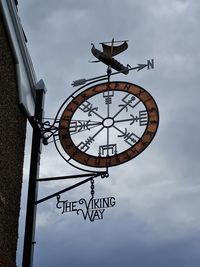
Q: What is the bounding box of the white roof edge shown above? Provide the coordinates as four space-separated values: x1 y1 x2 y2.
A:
0 0 47 116
0 0 37 87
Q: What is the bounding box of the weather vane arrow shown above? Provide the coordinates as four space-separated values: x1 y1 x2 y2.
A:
137 59 154 71
72 59 154 87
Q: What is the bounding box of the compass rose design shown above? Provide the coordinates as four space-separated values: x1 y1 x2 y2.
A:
57 81 159 170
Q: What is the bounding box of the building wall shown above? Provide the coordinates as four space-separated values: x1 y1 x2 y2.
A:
0 12 27 267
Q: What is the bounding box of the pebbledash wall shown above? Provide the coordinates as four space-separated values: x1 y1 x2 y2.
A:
0 1 42 266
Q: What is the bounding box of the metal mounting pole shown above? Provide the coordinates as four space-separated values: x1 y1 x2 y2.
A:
22 80 46 267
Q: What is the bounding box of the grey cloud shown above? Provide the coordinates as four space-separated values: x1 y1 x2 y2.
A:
17 0 200 266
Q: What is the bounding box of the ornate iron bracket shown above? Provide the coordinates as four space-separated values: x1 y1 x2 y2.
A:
28 116 59 145
35 172 109 205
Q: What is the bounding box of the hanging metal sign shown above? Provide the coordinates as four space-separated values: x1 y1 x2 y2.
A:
35 39 159 221
56 195 116 223
56 179 115 222
56 196 116 221
23 39 160 267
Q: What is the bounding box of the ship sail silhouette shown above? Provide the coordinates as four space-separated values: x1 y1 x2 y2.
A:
91 39 130 74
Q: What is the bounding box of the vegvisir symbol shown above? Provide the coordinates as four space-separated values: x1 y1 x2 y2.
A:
118 95 136 112
78 136 95 152
117 128 139 146
58 81 159 168
130 110 148 126
103 91 114 105
99 144 117 156
70 120 101 134
79 100 99 117
113 93 140 119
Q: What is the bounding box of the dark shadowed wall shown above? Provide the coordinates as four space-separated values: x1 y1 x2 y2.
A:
0 12 26 267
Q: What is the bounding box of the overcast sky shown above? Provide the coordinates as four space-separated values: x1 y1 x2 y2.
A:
17 1 200 267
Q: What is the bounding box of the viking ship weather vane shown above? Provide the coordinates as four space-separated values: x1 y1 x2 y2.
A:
72 38 154 87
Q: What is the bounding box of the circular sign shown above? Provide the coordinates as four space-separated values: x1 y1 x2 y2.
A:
58 81 159 169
